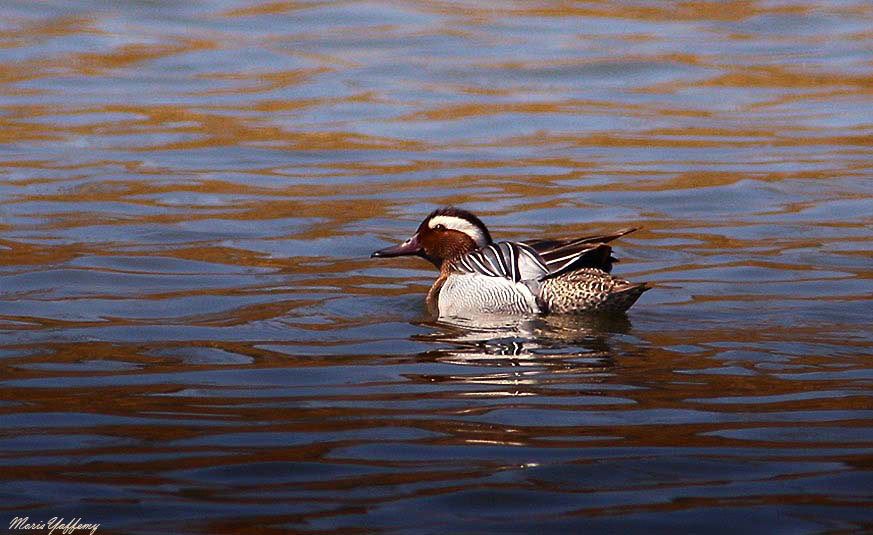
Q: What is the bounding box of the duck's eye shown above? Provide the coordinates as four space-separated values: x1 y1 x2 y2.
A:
434 224 446 231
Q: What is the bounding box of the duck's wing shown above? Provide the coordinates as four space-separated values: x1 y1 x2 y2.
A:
453 242 549 283
523 227 637 253
522 227 637 276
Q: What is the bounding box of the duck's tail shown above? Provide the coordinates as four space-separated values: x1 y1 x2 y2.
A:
603 281 651 313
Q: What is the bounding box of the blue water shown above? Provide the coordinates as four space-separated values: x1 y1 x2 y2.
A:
0 1 871 533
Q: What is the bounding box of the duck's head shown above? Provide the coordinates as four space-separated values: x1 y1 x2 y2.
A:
371 207 492 268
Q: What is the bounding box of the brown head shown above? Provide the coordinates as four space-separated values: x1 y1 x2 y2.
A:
371 207 492 269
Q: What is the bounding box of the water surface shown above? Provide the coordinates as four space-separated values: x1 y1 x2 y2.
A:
1 0 872 533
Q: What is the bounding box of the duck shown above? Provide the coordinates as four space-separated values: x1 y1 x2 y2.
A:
371 207 650 318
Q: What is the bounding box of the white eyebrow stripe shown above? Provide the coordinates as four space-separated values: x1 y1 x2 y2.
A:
428 215 488 248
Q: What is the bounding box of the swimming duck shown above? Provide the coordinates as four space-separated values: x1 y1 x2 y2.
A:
371 207 649 318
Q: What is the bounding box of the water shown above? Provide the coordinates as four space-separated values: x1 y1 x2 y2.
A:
1 0 871 533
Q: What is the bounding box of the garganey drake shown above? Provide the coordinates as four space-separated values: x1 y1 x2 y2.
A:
371 207 650 318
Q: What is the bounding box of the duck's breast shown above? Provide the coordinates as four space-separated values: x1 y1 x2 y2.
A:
438 273 540 318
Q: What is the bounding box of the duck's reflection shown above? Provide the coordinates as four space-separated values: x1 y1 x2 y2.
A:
412 313 632 394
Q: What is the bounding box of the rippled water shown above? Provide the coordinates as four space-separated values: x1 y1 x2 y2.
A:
1 1 872 533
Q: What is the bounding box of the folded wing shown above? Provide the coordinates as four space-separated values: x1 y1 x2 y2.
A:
453 227 637 282
523 227 637 277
